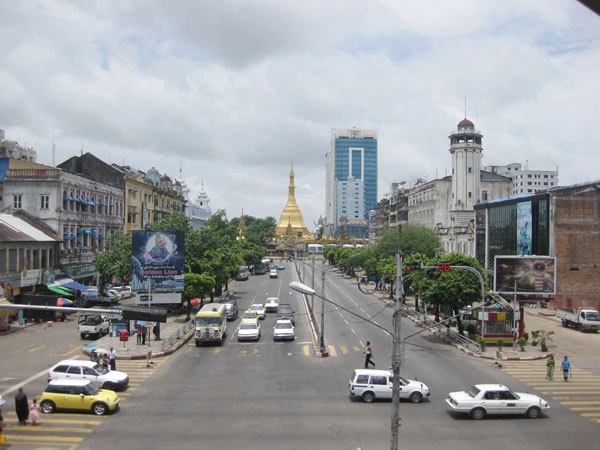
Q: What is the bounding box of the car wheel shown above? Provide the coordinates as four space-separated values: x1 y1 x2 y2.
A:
40 400 55 414
80 333 86 339
409 392 423 403
470 407 486 420
526 406 541 419
92 402 108 415
362 391 375 403
195 341 200 347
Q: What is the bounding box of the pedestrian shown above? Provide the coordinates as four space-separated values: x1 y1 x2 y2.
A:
29 399 41 425
109 347 117 371
102 354 109 371
364 341 376 368
561 355 571 382
142 326 147 345
98 353 105 369
14 387 29 425
136 323 142 344
546 354 555 381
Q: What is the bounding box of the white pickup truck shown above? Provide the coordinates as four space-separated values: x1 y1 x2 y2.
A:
557 307 600 332
77 314 110 339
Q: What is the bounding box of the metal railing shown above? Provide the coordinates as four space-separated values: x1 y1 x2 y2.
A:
402 307 482 354
160 318 195 352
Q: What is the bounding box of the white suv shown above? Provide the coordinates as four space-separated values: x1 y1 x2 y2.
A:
48 359 129 391
348 369 429 403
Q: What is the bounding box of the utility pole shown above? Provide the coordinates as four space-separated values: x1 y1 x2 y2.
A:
390 250 403 450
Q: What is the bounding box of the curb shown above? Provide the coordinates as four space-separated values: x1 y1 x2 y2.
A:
402 305 551 361
82 328 195 360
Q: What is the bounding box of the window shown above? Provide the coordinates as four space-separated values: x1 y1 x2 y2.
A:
13 194 22 208
40 194 49 209
482 190 488 201
66 366 81 375
370 376 388 385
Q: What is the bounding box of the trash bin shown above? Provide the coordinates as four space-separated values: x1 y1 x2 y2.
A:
119 329 129 342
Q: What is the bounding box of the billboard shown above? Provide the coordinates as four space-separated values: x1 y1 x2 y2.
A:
131 230 185 303
494 256 556 295
516 201 532 255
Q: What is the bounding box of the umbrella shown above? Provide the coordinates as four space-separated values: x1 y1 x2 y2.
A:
136 321 147 327
57 297 74 306
190 299 200 307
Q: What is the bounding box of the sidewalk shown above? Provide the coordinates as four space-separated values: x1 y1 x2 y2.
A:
82 313 195 361
369 288 552 361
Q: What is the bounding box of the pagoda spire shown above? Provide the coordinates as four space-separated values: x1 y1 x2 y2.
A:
276 162 312 239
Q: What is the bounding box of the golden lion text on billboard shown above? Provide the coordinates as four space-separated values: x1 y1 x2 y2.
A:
131 230 185 293
494 256 556 295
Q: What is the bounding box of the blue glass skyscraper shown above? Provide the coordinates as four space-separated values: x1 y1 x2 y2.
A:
325 128 378 237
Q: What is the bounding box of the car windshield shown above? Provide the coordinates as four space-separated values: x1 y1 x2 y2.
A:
585 312 600 321
276 322 292 329
243 312 257 319
240 323 257 330
465 386 481 398
196 317 221 326
251 305 262 310
82 382 100 395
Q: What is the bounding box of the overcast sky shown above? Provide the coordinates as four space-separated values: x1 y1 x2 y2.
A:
1 1 599 231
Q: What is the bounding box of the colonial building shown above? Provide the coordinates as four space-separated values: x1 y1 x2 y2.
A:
408 119 512 256
1 158 124 285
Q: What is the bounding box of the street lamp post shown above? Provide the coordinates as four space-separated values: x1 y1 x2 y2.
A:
390 251 403 450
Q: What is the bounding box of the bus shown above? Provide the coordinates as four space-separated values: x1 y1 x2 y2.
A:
253 262 268 275
195 303 227 346
307 244 324 254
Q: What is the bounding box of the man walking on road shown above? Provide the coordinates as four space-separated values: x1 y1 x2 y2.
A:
364 341 375 368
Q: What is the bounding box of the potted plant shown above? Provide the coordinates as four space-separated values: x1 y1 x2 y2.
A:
476 336 486 352
539 330 554 352
531 330 540 346
517 337 528 351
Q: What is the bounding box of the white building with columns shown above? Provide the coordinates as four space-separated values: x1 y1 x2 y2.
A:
408 118 512 256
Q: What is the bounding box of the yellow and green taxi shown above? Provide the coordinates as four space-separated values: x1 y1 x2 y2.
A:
40 379 120 416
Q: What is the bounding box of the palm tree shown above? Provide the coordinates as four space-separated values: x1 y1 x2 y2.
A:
539 330 554 352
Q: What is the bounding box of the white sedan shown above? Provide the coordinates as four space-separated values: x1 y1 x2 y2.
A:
264 297 279 313
273 319 295 341
445 384 550 420
250 303 266 320
237 321 261 341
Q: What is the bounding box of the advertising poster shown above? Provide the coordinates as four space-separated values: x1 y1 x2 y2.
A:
494 255 556 295
516 201 532 255
131 230 185 299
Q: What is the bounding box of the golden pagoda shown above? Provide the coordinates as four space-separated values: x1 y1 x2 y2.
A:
275 163 313 239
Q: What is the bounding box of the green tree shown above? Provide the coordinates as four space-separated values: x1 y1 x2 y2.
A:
415 253 487 322
94 231 132 290
231 216 277 246
399 224 442 258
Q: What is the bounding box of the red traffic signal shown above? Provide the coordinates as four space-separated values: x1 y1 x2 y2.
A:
405 264 421 272
438 263 451 272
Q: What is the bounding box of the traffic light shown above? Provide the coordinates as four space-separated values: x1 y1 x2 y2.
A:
438 263 451 272
405 263 421 273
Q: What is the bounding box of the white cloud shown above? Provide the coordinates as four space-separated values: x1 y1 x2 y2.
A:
1 0 599 229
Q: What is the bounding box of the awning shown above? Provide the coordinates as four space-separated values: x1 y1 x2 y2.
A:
48 286 75 296
0 299 17 318
62 281 91 291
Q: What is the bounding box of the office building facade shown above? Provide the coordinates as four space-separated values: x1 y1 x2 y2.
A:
325 128 377 237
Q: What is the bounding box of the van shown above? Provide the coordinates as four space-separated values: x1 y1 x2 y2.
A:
348 369 430 403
